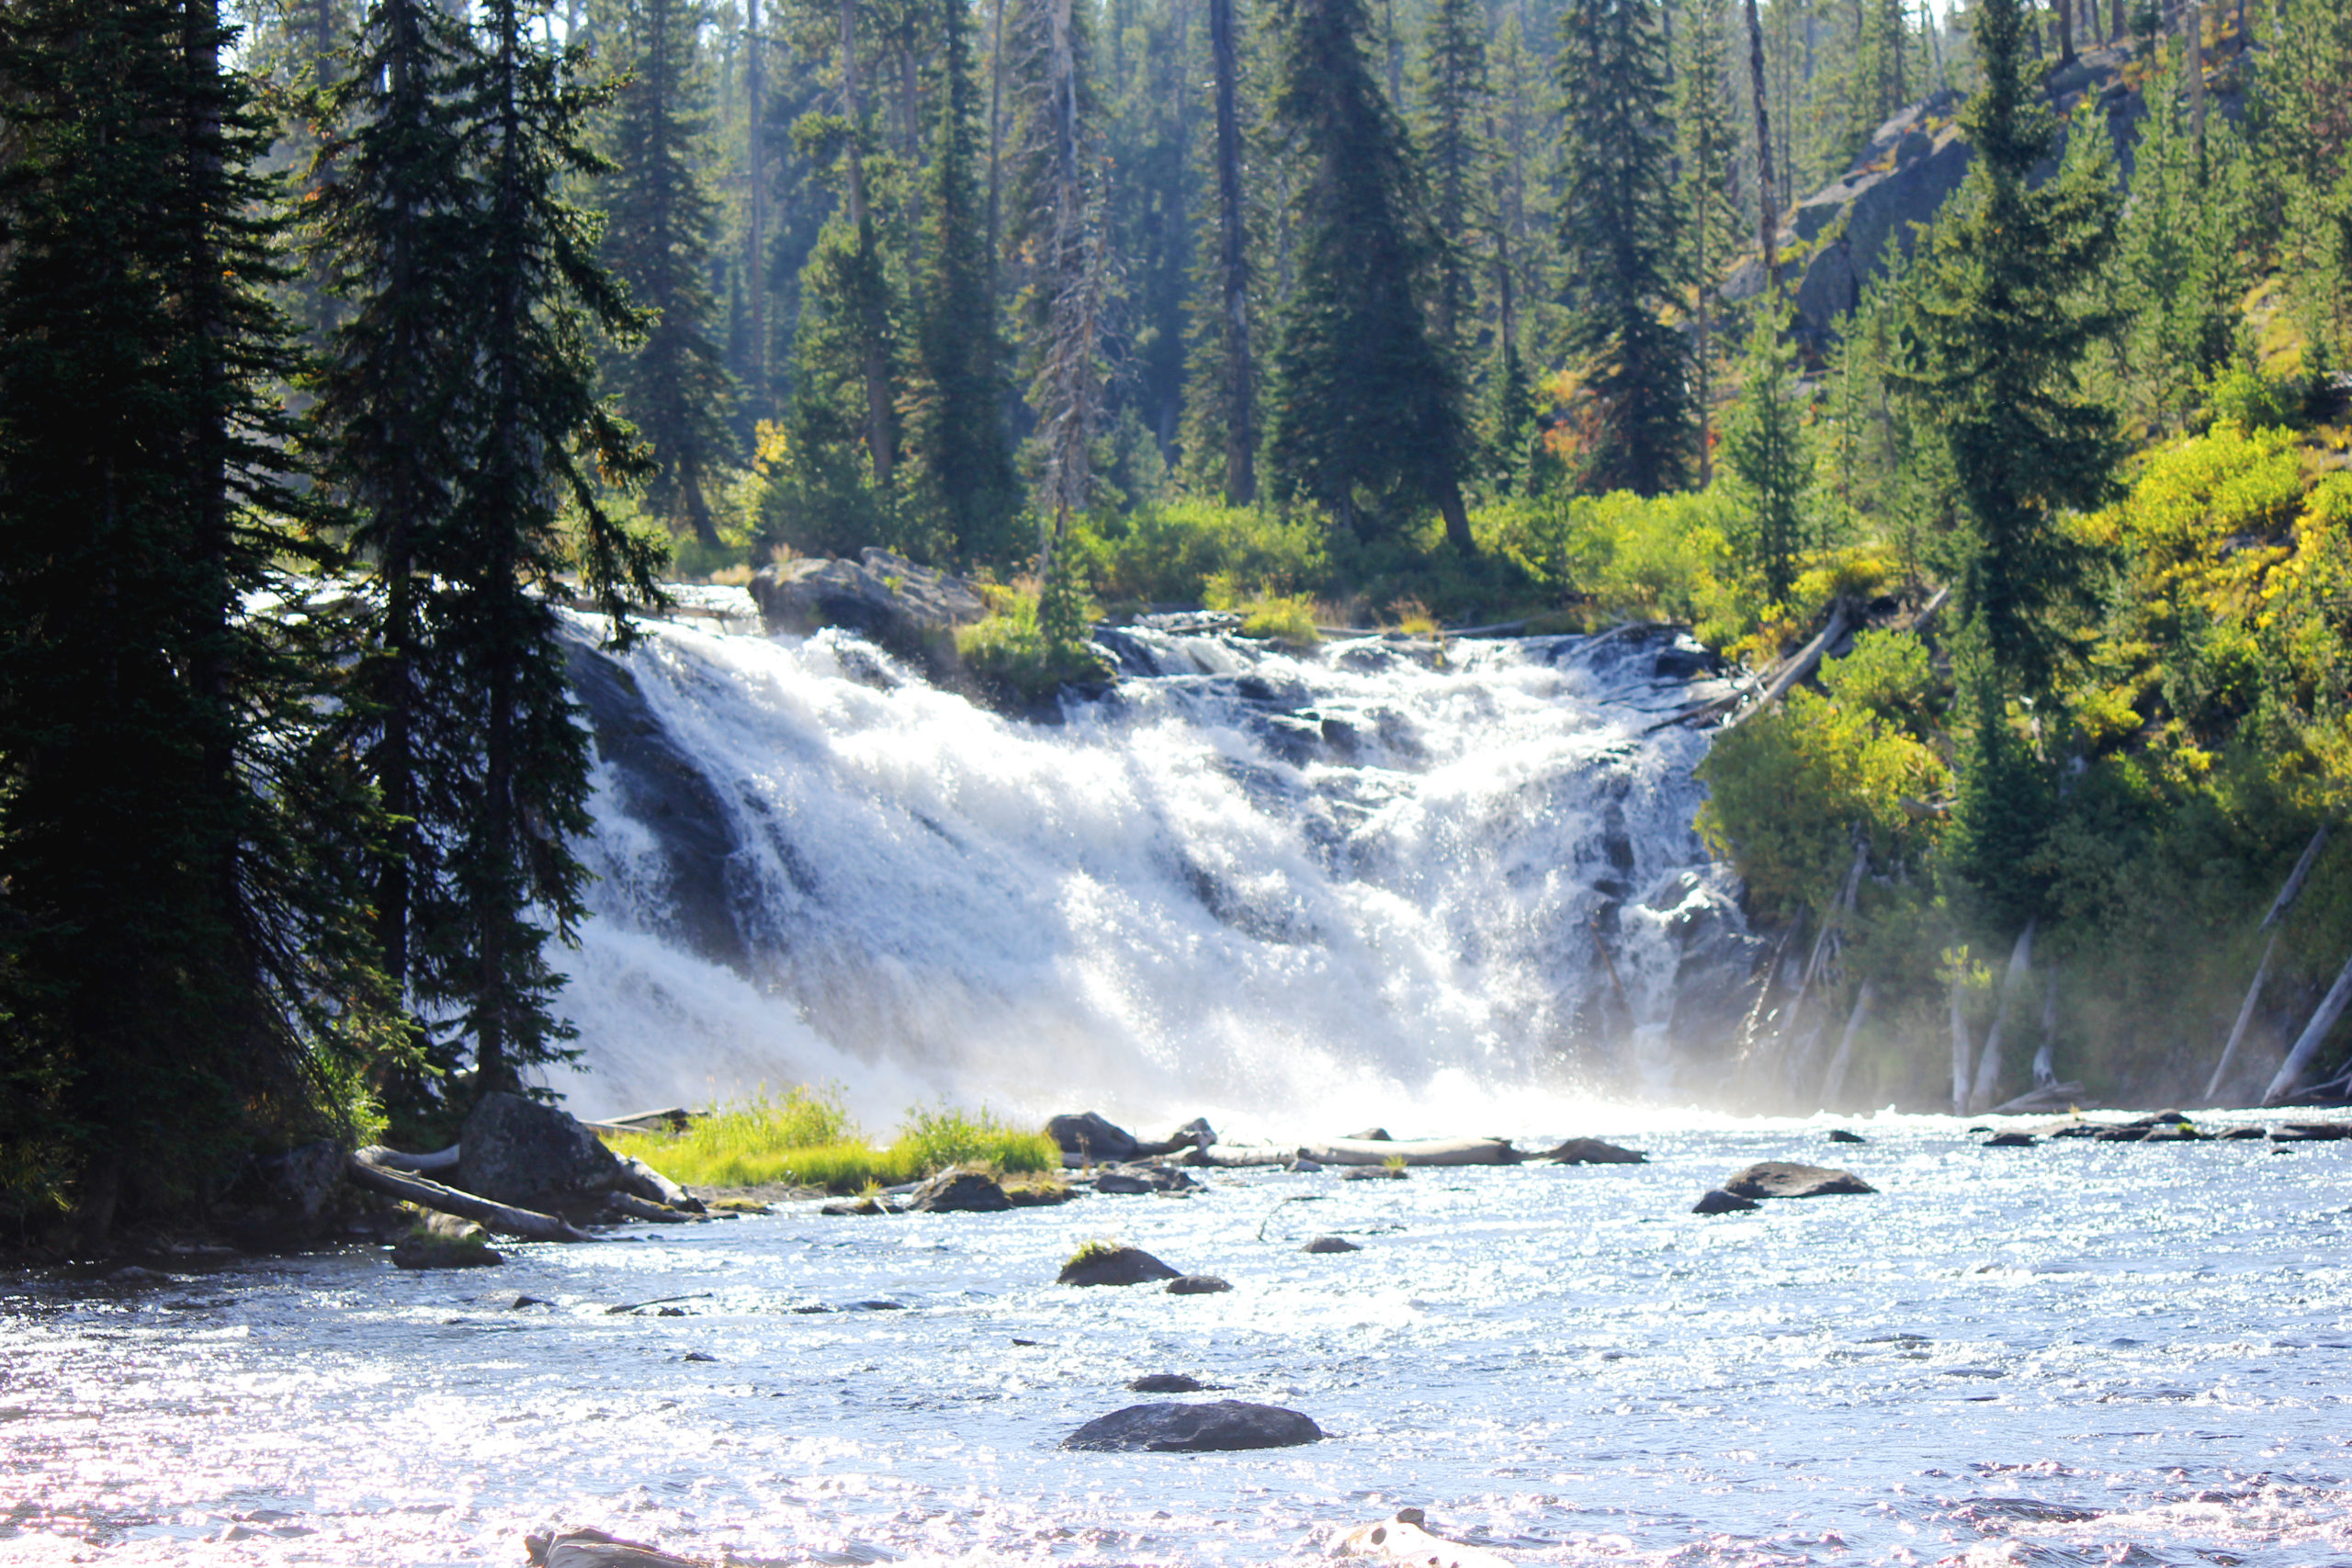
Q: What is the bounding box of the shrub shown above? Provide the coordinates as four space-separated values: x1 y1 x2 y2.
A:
604 1089 1057 1193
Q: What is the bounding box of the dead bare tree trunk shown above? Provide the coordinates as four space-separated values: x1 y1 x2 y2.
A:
1950 949 1975 1116
2264 949 2352 1105
1821 977 1877 1106
1969 919 2037 1113
1742 0 1777 290
345 1152 594 1242
2208 823 2329 1100
2030 966 2060 1088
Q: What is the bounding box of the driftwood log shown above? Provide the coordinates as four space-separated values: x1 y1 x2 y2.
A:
1297 1136 1517 1167
359 1143 461 1176
345 1150 594 1243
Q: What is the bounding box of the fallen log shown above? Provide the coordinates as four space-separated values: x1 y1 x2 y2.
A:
357 1143 461 1176
1716 599 1855 733
617 1154 701 1212
1968 919 2037 1114
1185 1144 1296 1167
1818 976 1876 1107
345 1151 594 1243
2263 945 2352 1105
1297 1136 1517 1167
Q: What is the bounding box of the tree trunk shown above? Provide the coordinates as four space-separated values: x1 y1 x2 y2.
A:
1950 952 1974 1116
2054 0 2077 65
2185 0 2206 170
345 1151 595 1242
746 0 766 411
1743 0 1776 291
1820 977 1876 1106
840 0 894 487
1968 918 2036 1113
2263 948 2352 1105
1209 0 1255 503
2207 823 2328 1100
2030 965 2060 1088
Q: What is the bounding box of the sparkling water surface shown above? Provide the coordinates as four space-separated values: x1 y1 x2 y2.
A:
6 1113 2351 1566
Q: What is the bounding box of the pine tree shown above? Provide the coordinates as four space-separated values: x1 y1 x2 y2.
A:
1266 0 1473 548
0 0 394 1233
1412 0 1489 362
1177 0 1271 504
444 0 667 1096
309 0 485 1100
1675 0 1741 485
909 0 1022 564
1555 0 1687 497
1721 294 1814 606
599 0 738 548
1895 0 2122 927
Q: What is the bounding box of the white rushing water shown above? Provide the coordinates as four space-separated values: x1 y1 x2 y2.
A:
542 613 1747 1136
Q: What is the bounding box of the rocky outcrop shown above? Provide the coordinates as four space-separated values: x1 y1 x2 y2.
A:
1541 1137 1647 1165
904 1170 1012 1213
1048 1111 1216 1166
749 548 989 681
1721 1161 1877 1200
459 1092 635 1217
1060 1400 1324 1452
216 1139 347 1250
1058 1244 1182 1286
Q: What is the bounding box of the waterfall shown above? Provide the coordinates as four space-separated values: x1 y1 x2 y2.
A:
543 607 1752 1138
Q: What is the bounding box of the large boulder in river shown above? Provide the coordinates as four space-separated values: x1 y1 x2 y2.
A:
1060 1400 1323 1452
749 548 989 677
1721 1161 1877 1200
1542 1137 1647 1165
1050 1111 1139 1164
904 1169 1012 1213
458 1092 629 1216
1058 1244 1181 1286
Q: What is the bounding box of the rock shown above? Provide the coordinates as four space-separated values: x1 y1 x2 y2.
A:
1003 1178 1079 1206
748 547 989 680
1983 1132 2037 1147
820 1194 903 1216
1166 1275 1232 1294
391 1213 503 1269
1128 1372 1208 1392
1049 1111 1141 1166
2091 1126 2148 1142
458 1091 631 1217
527 1528 702 1568
1089 1162 1200 1195
1058 1244 1182 1286
1720 1161 1877 1200
1341 1166 1407 1180
2273 1122 2352 1142
216 1139 348 1249
1826 1129 1868 1145
1288 1158 1325 1172
1301 1235 1362 1254
709 1197 772 1213
1540 1137 1647 1165
1337 1509 1514 1568
2222 1125 2267 1139
904 1170 1012 1213
1298 1136 1515 1167
1059 1400 1323 1452
682 1351 718 1362
1344 1127 1394 1142
1691 1189 1759 1214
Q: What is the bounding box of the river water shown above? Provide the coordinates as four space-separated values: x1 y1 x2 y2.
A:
6 1111 2351 1566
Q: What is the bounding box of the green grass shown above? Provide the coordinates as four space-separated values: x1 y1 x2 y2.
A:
604 1086 1060 1193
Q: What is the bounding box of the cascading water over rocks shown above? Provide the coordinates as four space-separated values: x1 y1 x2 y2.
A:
544 605 1756 1134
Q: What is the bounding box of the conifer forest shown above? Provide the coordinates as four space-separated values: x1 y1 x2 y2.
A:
4 0 2352 1241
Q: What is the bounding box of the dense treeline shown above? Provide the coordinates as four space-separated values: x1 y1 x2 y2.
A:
2 0 2350 1242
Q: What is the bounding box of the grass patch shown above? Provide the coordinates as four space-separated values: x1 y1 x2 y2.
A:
1063 1237 1124 1269
604 1086 1060 1193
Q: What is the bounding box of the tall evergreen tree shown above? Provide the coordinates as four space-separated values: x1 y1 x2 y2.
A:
1720 294 1812 605
599 0 738 547
1895 0 2122 927
1267 0 1473 548
1555 0 1688 496
445 0 666 1095
909 0 1023 564
0 0 394 1234
1674 0 1740 485
1412 0 1489 361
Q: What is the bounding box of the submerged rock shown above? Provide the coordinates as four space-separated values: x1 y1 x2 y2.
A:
1058 1244 1181 1286
820 1194 903 1216
1128 1372 1209 1392
1060 1399 1323 1452
1541 1137 1647 1165
1341 1166 1407 1181
1983 1132 2038 1148
1720 1161 1877 1200
1344 1126 1394 1142
2273 1122 2352 1142
527 1528 701 1568
1826 1129 1868 1145
1302 1235 1362 1254
1691 1189 1759 1214
904 1170 1012 1213
1166 1275 1232 1294
391 1213 503 1269
1089 1163 1199 1195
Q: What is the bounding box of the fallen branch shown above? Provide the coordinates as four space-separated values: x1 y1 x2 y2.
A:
345 1151 594 1243
1717 599 1854 732
357 1143 461 1176
1297 1136 1516 1167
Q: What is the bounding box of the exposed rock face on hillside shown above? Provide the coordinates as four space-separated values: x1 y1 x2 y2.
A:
1726 36 2242 350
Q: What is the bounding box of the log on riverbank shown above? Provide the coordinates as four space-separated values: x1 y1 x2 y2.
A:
345 1150 594 1243
1296 1136 1518 1167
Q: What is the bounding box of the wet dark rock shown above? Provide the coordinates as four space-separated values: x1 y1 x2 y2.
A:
513 1295 552 1310
1721 1161 1877 1200
1050 1111 1140 1165
1301 1235 1362 1254
904 1170 1012 1213
1060 1399 1324 1452
2092 1126 2149 1142
216 1139 347 1250
2222 1126 2267 1139
1127 1372 1208 1393
1692 1189 1759 1214
1344 1127 1393 1142
682 1351 718 1362
1089 1163 1199 1195
2272 1122 2352 1142
1983 1132 2038 1148
1341 1166 1407 1181
458 1091 631 1217
1058 1245 1182 1286
748 547 989 680
848 1299 906 1311
1541 1137 1647 1165
1826 1129 1868 1145
527 1527 702 1568
1166 1275 1232 1294
1003 1179 1079 1207
820 1194 904 1216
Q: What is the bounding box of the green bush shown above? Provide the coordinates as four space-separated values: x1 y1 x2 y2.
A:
955 584 1113 704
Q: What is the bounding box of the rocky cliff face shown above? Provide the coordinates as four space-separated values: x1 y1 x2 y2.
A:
1725 35 2239 351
